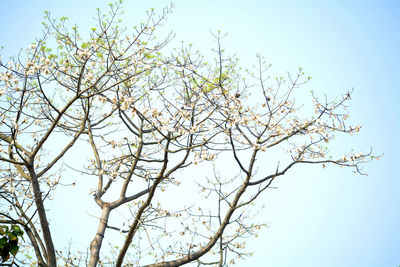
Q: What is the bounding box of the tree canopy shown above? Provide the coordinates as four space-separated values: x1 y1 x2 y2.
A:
0 2 377 266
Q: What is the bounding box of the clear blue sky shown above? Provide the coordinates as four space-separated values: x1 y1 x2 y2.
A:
1 1 399 266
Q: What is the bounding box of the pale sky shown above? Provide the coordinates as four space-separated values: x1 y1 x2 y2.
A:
1 1 399 266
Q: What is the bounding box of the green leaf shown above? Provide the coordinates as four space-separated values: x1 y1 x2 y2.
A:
7 233 16 241
9 244 19 256
0 237 7 249
11 225 23 237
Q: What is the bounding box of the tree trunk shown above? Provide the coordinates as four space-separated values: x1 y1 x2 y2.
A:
89 204 111 267
28 167 57 267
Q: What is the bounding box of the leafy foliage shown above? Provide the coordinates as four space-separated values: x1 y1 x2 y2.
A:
0 225 23 263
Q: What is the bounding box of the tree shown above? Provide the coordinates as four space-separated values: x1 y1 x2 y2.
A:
0 2 377 266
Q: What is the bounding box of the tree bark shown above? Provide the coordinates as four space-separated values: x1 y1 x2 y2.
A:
28 167 57 267
89 204 111 267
